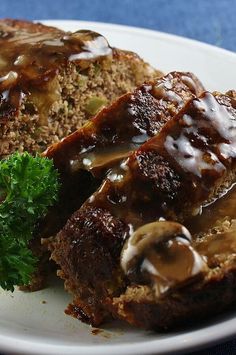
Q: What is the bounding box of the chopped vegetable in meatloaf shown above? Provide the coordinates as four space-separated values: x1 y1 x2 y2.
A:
0 19 161 158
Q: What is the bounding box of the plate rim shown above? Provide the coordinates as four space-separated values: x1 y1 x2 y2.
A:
41 19 236 59
0 315 236 355
1 19 236 355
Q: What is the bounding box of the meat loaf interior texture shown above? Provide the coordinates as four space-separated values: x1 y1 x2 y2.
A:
44 71 204 236
50 90 236 329
39 71 204 294
0 19 160 158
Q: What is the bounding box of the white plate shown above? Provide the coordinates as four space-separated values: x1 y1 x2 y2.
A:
1 20 236 355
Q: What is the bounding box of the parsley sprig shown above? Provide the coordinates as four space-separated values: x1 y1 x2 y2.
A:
0 152 59 291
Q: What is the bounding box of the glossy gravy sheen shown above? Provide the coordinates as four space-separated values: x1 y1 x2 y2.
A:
0 27 112 120
142 238 206 296
46 71 204 178
121 221 207 296
70 144 137 176
164 92 236 178
91 93 236 225
70 72 202 172
187 184 236 261
122 184 236 295
117 92 236 294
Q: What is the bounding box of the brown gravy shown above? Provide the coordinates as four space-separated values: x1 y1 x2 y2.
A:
196 227 236 261
0 27 112 121
186 185 236 261
70 144 136 176
187 184 236 236
144 238 205 296
164 92 236 180
117 92 236 293
89 93 236 227
121 221 207 296
0 29 112 85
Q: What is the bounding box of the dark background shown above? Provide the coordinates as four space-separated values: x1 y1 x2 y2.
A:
0 0 235 354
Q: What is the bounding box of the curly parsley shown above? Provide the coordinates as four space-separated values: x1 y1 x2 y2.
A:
0 152 59 291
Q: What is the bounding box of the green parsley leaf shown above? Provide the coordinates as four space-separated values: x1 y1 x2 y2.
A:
0 152 59 291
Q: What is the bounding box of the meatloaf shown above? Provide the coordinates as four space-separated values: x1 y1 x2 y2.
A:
0 19 160 158
44 71 204 229
28 71 203 292
45 71 207 324
50 90 236 329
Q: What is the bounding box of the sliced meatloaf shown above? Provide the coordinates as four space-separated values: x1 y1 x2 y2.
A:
50 90 236 329
34 71 203 292
44 71 204 236
0 18 160 157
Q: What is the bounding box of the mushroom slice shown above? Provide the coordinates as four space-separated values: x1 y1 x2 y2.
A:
121 221 208 297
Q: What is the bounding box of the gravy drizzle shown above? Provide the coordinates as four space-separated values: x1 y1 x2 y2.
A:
187 184 236 261
121 221 208 297
84 91 236 294
0 27 112 120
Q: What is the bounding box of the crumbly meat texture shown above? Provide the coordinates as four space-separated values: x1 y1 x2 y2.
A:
110 218 236 330
0 18 160 291
44 71 204 296
50 90 236 328
44 71 204 235
0 19 160 158
45 71 204 170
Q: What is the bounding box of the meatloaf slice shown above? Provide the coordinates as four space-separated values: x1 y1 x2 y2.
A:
0 18 160 158
26 71 204 292
44 71 204 235
50 91 236 328
45 71 204 174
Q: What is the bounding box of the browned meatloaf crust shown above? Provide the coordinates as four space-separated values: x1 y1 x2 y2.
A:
0 18 160 158
46 72 207 326
44 71 204 230
0 18 160 291
50 90 236 329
